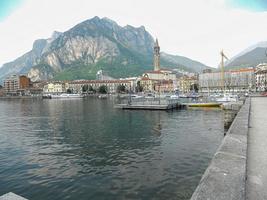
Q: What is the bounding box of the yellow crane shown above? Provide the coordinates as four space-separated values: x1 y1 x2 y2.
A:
220 50 229 93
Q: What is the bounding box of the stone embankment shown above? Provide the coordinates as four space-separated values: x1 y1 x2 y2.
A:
191 98 250 200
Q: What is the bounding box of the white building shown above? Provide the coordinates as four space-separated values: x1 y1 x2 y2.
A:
68 80 132 93
199 68 255 93
255 63 267 92
43 82 68 94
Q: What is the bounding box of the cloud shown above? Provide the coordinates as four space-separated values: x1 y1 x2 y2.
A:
0 0 267 68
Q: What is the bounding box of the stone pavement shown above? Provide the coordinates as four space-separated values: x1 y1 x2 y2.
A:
246 97 267 200
0 193 27 200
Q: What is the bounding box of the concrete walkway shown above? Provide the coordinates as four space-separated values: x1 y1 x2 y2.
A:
246 97 267 200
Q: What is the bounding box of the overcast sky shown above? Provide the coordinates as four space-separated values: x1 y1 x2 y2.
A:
0 0 267 68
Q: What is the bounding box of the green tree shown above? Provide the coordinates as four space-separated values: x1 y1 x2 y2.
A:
88 85 96 93
98 85 108 94
135 81 143 92
82 85 89 93
117 84 126 93
66 88 72 94
190 83 199 93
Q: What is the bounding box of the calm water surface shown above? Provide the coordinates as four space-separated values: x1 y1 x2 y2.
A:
0 98 224 200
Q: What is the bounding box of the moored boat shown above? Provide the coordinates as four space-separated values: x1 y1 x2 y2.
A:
98 94 108 99
185 102 222 108
50 93 84 99
216 94 238 102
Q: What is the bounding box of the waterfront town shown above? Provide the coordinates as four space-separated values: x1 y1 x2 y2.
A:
1 0 267 199
1 40 267 97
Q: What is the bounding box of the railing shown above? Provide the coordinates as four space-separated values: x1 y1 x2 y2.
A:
120 97 180 106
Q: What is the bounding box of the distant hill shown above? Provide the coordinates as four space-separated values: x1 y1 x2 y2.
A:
161 52 210 72
225 41 267 69
0 16 209 82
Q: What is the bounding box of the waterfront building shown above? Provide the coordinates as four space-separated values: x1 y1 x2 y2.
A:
154 80 174 93
43 82 68 94
177 75 199 93
255 63 267 92
140 77 156 92
140 70 177 93
4 75 19 95
3 74 31 95
68 80 132 94
199 68 255 93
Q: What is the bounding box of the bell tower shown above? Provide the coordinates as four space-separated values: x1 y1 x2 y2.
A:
154 38 160 71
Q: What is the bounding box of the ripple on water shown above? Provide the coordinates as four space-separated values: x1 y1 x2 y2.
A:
0 99 224 200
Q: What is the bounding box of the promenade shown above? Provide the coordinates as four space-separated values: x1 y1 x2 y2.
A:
246 97 267 200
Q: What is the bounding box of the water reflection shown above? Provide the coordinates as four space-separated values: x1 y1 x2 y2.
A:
0 98 224 200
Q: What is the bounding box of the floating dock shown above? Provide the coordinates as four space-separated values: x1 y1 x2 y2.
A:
115 103 181 110
115 99 184 110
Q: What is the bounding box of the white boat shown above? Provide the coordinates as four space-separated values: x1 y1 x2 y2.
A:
51 93 84 99
179 94 188 98
130 95 144 99
145 93 155 99
170 95 179 99
216 94 238 102
98 94 108 99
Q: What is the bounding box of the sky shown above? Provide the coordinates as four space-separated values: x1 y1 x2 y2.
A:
0 0 267 68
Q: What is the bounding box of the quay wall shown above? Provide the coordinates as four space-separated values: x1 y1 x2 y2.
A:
191 98 250 200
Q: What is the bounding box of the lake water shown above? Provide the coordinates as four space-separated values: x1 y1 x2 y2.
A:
0 98 224 200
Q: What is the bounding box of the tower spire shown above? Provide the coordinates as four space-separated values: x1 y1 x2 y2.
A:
154 38 160 71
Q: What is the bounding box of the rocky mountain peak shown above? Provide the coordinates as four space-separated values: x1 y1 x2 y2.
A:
0 16 208 82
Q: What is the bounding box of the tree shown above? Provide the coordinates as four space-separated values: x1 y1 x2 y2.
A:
98 85 108 94
190 83 199 93
66 88 72 94
82 85 89 93
88 85 96 93
117 84 126 93
135 81 143 92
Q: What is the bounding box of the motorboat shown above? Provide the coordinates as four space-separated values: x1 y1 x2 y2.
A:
145 93 155 99
216 94 238 102
185 102 222 108
50 93 84 99
130 94 144 99
170 95 179 99
98 94 108 99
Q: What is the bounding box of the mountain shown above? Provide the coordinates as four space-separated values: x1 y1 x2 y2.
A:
161 52 210 72
0 16 208 82
225 41 267 69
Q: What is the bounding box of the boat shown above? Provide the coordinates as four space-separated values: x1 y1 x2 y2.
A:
130 94 144 99
50 93 84 99
216 94 238 102
170 95 179 99
179 94 188 98
98 94 108 99
185 102 222 108
145 93 155 99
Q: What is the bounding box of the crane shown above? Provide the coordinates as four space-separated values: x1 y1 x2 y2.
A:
220 50 229 93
